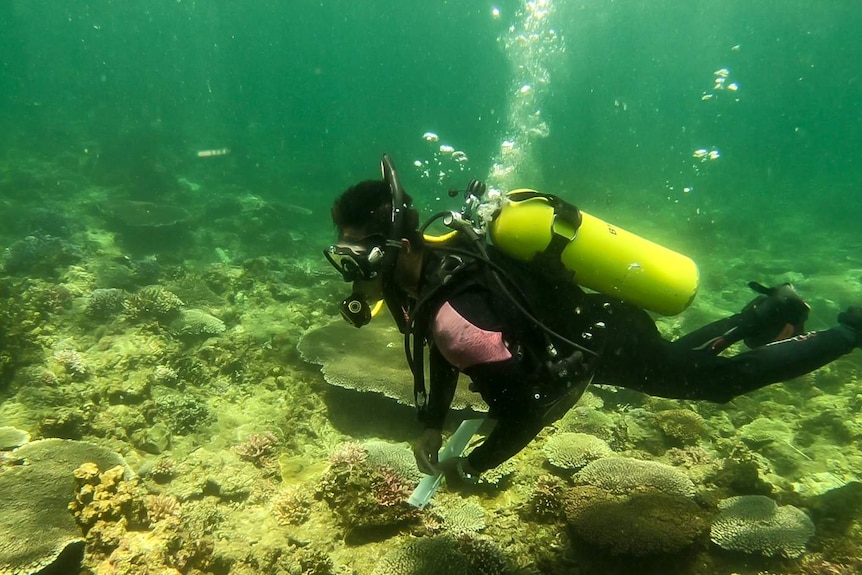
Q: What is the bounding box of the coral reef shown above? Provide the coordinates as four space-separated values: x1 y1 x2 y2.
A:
147 456 177 482
542 432 614 472
298 317 487 411
71 461 216 574
654 408 707 446
317 442 418 541
364 440 423 483
233 431 280 466
155 394 212 435
575 457 697 497
123 285 184 320
430 499 487 534
272 484 313 526
169 308 227 338
51 347 88 379
0 439 128 575
144 493 182 526
371 534 512 575
2 137 861 575
710 494 815 558
70 463 147 547
554 404 619 441
522 474 568 523
84 287 128 319
567 493 709 556
329 440 368 469
1 233 80 278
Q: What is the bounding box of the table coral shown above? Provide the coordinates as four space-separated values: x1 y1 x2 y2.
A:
0 439 129 575
710 494 815 558
575 456 696 497
543 432 614 472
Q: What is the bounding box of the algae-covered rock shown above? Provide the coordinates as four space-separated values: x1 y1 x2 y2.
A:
0 426 30 450
0 439 129 575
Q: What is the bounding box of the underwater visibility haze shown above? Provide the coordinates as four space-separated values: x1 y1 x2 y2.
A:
1 1 862 574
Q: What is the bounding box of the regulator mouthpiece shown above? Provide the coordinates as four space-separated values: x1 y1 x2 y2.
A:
340 293 372 328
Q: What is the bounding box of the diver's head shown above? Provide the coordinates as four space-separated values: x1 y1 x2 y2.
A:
327 179 422 282
325 157 422 329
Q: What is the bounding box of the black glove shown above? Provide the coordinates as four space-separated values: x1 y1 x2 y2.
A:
412 428 443 475
837 306 862 347
740 282 810 348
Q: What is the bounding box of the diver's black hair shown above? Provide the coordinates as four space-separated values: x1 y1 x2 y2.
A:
331 179 421 243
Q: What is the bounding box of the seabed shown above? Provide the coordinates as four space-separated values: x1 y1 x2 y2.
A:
1 149 862 575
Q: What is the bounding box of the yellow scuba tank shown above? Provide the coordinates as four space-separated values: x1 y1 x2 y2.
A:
489 189 698 316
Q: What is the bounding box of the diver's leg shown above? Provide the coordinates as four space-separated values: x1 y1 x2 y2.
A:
593 301 856 403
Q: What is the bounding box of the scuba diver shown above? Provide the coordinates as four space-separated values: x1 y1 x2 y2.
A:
324 155 862 487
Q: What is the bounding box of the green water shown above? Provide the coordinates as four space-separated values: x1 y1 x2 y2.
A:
2 1 862 574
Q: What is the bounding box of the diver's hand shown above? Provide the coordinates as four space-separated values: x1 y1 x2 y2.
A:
437 456 479 490
838 306 862 347
741 282 811 347
413 428 443 475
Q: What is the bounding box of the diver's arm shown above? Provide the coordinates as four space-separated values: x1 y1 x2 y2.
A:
412 345 459 475
463 358 545 473
421 344 459 429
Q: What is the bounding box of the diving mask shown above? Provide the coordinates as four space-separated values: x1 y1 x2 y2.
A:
323 234 400 283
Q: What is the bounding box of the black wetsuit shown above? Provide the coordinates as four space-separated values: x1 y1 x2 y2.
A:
416 251 856 474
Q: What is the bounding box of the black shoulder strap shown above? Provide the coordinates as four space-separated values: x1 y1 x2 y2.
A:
407 252 483 418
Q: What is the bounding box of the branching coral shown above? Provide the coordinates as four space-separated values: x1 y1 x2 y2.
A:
522 474 567 523
329 441 368 469
123 285 184 320
317 443 418 539
273 485 313 526
52 348 87 378
155 394 211 435
233 431 279 466
84 288 127 319
144 493 181 526
372 467 414 508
